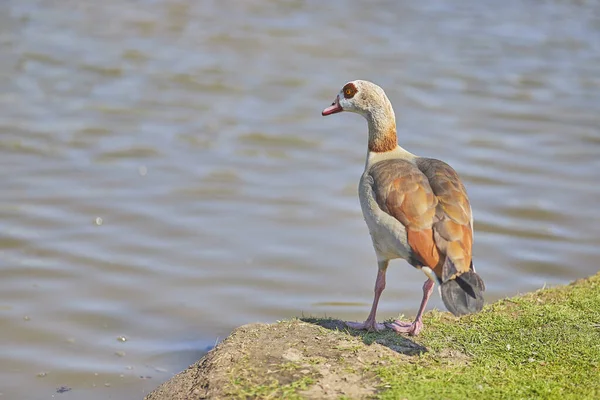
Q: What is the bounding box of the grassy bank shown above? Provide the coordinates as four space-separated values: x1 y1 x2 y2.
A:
146 273 600 399
373 273 600 399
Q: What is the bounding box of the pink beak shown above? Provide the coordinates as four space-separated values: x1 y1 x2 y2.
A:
322 96 343 116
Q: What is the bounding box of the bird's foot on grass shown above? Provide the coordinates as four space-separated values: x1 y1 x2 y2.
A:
345 319 386 332
385 319 423 336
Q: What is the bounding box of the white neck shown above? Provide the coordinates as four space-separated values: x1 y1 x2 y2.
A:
365 145 416 170
364 96 399 153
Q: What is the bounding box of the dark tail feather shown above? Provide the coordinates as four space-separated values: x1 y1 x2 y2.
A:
440 270 485 316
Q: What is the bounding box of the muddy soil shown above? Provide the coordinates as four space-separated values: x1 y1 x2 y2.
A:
144 318 434 399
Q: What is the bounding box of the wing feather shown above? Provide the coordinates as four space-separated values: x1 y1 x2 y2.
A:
368 157 473 281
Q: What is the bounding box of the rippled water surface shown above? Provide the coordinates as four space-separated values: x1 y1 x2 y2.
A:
1 0 600 398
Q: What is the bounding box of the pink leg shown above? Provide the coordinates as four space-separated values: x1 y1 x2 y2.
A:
386 279 435 336
346 261 388 332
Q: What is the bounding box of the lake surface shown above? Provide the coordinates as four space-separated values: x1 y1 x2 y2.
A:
1 0 599 398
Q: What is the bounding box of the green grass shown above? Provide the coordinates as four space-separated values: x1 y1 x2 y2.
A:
375 275 600 399
188 274 600 400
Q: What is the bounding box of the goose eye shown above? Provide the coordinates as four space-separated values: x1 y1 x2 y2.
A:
342 83 357 99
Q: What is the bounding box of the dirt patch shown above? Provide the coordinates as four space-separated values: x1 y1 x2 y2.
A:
145 274 600 399
145 319 431 399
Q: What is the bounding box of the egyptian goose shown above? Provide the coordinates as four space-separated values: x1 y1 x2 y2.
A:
322 80 485 336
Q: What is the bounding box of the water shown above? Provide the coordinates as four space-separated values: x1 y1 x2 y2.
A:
1 0 599 398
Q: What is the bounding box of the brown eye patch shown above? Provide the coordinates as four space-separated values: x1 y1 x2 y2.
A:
342 83 358 99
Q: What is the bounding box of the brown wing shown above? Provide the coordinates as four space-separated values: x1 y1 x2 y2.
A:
417 158 473 281
368 159 442 271
368 158 473 281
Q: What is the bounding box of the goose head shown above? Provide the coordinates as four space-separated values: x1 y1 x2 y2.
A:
322 80 398 153
321 80 394 119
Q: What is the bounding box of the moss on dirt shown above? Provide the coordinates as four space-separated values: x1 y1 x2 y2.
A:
146 273 600 399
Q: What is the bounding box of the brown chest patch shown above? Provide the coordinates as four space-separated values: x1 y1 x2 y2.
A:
368 129 398 153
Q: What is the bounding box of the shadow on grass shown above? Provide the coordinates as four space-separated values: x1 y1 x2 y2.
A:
300 317 427 356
